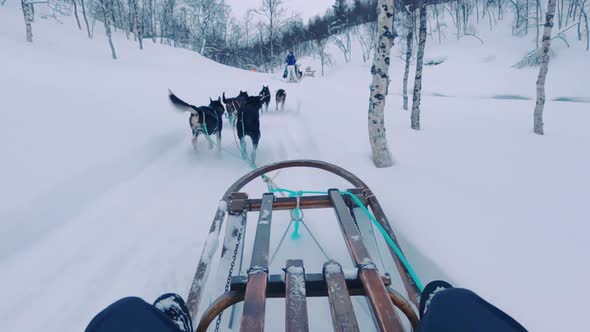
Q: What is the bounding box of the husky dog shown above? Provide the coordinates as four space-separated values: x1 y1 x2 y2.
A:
222 91 245 126
235 92 262 163
259 85 271 112
168 90 224 152
275 89 286 111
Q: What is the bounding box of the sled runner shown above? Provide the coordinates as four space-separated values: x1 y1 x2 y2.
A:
186 160 422 331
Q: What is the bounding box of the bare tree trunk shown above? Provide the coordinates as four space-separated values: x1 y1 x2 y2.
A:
130 0 142 49
21 0 33 42
200 38 207 55
403 7 414 111
456 1 461 39
80 0 92 38
580 0 589 50
533 0 556 135
558 0 563 28
577 0 589 48
411 1 427 130
435 4 442 43
130 0 137 42
536 0 541 48
368 0 395 168
100 0 118 59
72 0 82 30
148 0 156 43
566 0 573 26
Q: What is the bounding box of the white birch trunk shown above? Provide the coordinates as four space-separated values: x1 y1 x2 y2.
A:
411 1 427 130
21 0 33 42
368 0 395 168
402 8 414 111
200 38 206 55
130 0 138 42
100 0 118 59
533 0 557 135
131 0 143 49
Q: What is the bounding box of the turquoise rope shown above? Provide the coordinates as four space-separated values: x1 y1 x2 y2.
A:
201 122 423 290
270 188 424 292
201 123 273 185
287 191 304 239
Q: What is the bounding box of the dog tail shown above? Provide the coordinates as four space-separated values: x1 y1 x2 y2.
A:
168 89 198 114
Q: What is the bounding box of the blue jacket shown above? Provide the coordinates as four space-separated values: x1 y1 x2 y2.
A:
286 54 296 65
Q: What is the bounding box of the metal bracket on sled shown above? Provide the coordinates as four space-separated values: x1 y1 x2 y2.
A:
228 192 249 215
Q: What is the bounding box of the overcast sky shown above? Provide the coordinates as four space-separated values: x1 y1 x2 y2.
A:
224 0 335 23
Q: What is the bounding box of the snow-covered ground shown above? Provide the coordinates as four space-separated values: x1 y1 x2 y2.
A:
1 5 589 332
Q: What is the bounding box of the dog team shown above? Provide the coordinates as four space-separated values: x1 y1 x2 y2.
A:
168 86 287 163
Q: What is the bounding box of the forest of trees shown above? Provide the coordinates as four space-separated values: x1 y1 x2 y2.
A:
13 0 588 69
10 0 587 159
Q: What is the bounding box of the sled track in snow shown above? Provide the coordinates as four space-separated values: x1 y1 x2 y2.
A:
0 130 186 262
0 106 328 332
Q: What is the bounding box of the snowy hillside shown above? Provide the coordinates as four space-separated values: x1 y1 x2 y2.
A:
1 4 590 332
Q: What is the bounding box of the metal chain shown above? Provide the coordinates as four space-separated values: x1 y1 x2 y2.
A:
214 209 247 332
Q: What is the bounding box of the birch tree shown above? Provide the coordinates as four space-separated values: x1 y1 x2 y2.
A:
368 0 395 168
253 0 292 60
533 0 557 135
80 0 92 38
21 0 33 42
188 0 219 54
402 5 414 110
411 0 427 130
244 10 254 47
330 0 352 62
130 0 143 49
146 0 156 43
99 0 118 59
72 0 82 30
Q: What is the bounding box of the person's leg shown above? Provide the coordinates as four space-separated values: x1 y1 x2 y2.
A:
288 65 296 81
85 297 184 332
418 287 527 332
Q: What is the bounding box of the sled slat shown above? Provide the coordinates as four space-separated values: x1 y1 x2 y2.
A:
329 190 404 332
323 260 360 332
240 193 274 332
230 273 391 296
214 194 248 330
285 259 309 332
187 204 227 323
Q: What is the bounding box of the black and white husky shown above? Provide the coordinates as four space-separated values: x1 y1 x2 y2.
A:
168 89 225 152
275 89 286 111
259 85 271 112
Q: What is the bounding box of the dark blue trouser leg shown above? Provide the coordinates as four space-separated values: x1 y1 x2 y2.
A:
418 288 528 332
85 297 183 332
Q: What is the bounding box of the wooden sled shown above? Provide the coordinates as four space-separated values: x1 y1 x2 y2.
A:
186 160 422 331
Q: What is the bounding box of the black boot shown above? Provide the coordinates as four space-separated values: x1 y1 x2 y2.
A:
419 280 453 318
153 293 193 332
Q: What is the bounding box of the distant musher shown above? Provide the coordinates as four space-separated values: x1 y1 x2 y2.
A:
285 51 298 82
